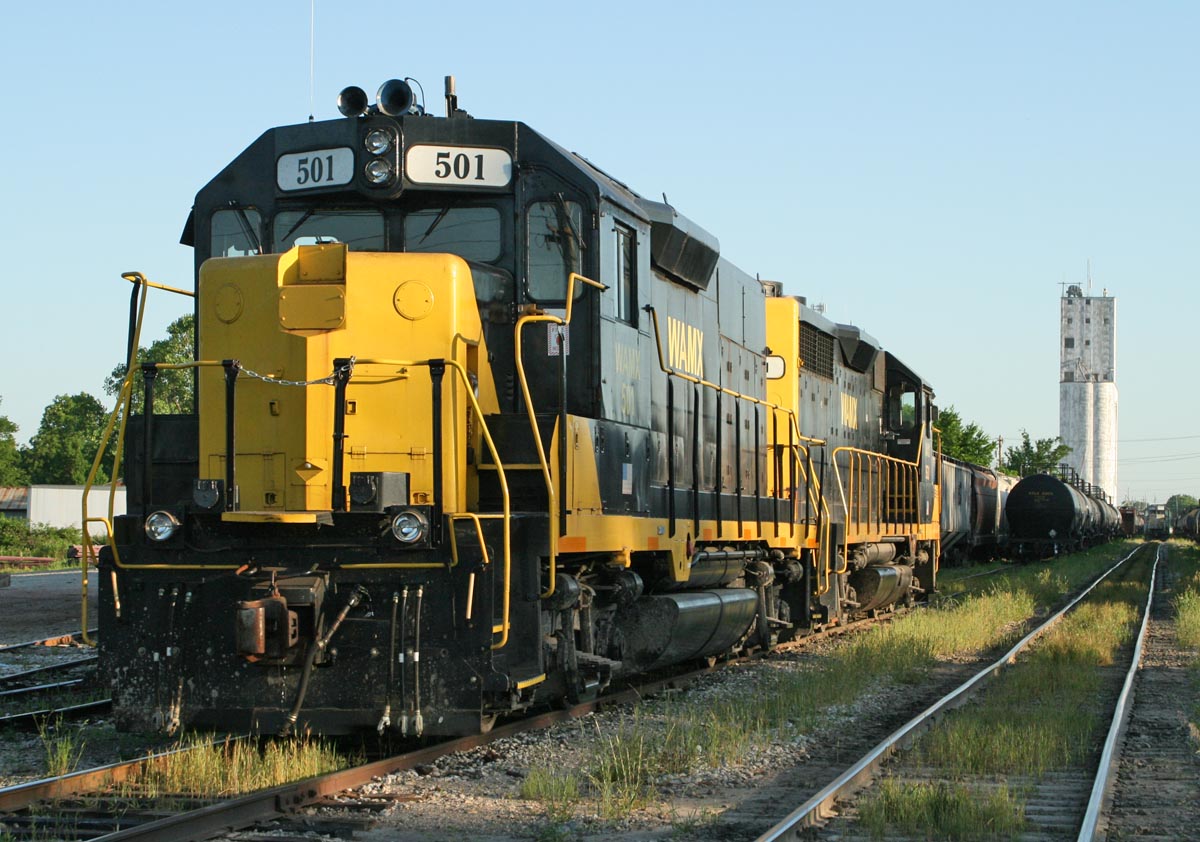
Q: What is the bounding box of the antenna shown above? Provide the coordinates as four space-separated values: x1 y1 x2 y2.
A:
308 0 316 122
1086 258 1092 295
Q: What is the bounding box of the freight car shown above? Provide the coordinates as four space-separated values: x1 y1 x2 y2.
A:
1005 470 1120 558
1119 505 1145 538
938 457 1016 563
1144 504 1173 540
91 78 941 737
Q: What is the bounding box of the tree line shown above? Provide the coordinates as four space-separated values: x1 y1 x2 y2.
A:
0 315 194 486
934 405 1072 476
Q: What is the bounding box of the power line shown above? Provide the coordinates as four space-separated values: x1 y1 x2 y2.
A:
1119 434 1200 443
1120 453 1200 465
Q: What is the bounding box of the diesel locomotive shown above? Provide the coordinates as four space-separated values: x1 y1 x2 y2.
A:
93 78 941 737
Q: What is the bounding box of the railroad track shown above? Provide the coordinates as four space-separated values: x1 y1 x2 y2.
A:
0 601 916 842
0 661 729 841
753 542 1167 841
0 632 106 728
1089 542 1200 840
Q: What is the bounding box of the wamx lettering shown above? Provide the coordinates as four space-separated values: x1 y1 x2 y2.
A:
667 317 704 378
841 393 859 430
614 344 640 379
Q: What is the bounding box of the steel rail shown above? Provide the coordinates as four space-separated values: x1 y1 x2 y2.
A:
0 735 246 812
755 542 1153 841
0 677 84 698
0 656 98 686
0 630 97 653
0 698 112 729
1077 542 1164 840
83 614 915 842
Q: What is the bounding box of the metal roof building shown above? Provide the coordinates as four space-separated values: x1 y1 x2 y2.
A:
0 485 126 531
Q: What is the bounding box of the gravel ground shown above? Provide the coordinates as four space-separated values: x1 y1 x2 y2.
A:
268 634 995 842
0 569 175 788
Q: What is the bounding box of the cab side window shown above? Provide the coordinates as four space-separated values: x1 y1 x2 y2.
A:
887 383 917 432
614 223 637 325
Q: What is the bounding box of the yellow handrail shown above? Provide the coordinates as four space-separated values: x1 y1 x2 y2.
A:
830 442 926 584
513 272 606 600
81 274 199 641
86 360 240 573
345 357 513 649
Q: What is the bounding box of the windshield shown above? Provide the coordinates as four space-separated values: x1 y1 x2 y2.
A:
211 208 263 257
404 206 501 263
274 209 385 251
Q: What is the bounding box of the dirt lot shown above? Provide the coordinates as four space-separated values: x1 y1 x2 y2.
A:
0 570 97 645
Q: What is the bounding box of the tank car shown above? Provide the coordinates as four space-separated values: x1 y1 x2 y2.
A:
92 77 941 737
1005 472 1119 558
1176 507 1200 540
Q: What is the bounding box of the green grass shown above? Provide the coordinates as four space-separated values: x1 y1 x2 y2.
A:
520 764 581 823
525 541 1140 823
857 778 1026 840
1168 541 1200 746
587 718 659 819
117 733 356 798
913 572 1144 777
36 716 86 777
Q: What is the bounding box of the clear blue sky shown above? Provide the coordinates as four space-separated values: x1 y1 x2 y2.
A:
0 1 1195 503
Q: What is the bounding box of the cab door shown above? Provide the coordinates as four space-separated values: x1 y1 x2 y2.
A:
516 169 598 418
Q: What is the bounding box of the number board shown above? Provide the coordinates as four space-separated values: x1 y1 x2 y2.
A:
406 145 513 188
277 147 355 192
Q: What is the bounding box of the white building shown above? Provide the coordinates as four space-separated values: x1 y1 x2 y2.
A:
1059 285 1117 500
0 485 126 531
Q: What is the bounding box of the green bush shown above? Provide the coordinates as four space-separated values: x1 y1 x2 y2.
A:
0 518 80 559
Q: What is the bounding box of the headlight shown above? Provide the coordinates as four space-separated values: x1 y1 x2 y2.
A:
390 510 428 544
364 129 392 155
364 158 394 184
145 511 181 542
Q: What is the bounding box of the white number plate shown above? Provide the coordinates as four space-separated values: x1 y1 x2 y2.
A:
277 147 355 191
406 145 512 187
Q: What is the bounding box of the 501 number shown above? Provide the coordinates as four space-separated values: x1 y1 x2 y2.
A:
296 155 336 185
434 151 486 181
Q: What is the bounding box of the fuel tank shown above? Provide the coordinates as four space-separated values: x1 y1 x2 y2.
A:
848 564 913 612
614 589 758 671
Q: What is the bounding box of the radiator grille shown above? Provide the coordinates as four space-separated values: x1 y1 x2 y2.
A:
800 323 835 379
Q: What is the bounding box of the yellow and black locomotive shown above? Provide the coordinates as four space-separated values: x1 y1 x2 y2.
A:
96 78 941 736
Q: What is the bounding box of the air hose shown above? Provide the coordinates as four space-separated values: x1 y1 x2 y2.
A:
280 585 368 737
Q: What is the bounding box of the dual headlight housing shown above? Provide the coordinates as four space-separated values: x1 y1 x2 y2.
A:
363 127 396 186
